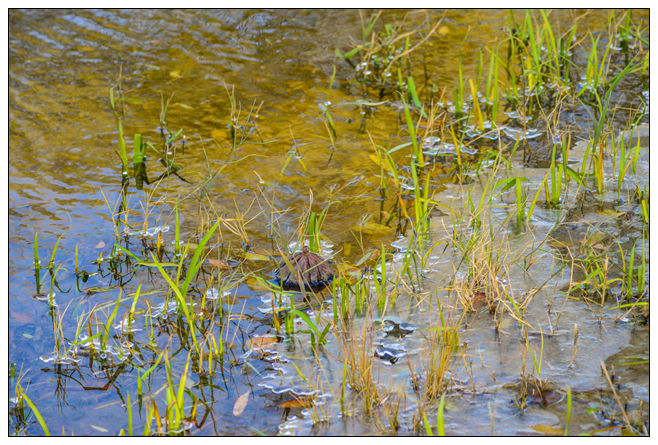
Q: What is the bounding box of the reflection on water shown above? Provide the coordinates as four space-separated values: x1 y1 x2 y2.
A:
9 9 649 436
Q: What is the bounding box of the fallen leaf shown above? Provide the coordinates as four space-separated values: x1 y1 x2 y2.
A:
83 285 119 295
232 391 250 416
586 231 607 247
530 388 562 405
95 240 106 249
343 242 352 256
352 222 393 236
354 250 374 267
206 258 234 270
600 209 624 219
588 425 622 435
250 335 278 351
471 291 487 309
337 262 363 280
355 248 384 267
243 252 270 262
278 396 314 409
368 153 395 174
530 424 562 436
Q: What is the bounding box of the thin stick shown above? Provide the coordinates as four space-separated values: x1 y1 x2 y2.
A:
600 361 634 432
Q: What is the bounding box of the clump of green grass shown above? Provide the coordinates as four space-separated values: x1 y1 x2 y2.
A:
336 11 443 99
222 83 263 152
337 309 383 416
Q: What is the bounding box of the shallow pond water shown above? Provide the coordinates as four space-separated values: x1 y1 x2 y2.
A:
8 9 649 436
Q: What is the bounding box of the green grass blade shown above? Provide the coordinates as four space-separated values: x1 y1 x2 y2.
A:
117 117 128 174
48 235 63 271
176 352 191 418
150 252 198 349
114 243 144 262
126 392 133 436
564 385 572 436
133 133 143 166
329 64 336 89
437 392 446 436
180 219 221 296
102 290 123 350
174 204 181 257
402 99 422 167
423 412 434 436
407 76 425 117
17 383 50 436
33 232 41 293
289 309 320 346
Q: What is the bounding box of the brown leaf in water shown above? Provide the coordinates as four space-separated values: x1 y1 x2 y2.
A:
95 241 106 249
249 335 278 351
530 424 563 436
343 242 352 256
206 258 234 270
337 263 362 283
471 291 487 309
352 221 393 236
531 388 563 405
278 396 313 409
243 252 270 262
218 260 233 270
232 391 250 416
354 250 375 267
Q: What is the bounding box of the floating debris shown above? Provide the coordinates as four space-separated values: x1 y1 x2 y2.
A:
205 287 221 300
382 319 417 338
39 354 80 365
152 301 182 318
374 345 406 364
124 225 170 238
422 136 478 156
32 292 56 303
